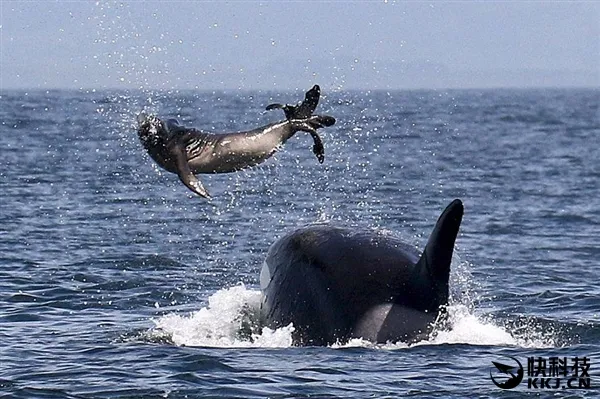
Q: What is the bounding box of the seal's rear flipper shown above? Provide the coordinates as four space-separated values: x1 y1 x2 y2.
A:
266 85 321 120
291 115 336 164
306 115 336 129
268 85 334 164
309 130 325 163
294 85 320 118
266 103 294 119
172 146 211 199
292 121 327 163
413 199 463 311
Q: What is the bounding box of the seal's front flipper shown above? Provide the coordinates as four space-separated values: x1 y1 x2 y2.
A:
172 146 211 198
182 174 211 199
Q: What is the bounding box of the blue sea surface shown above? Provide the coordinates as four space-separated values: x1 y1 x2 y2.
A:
1 88 599 398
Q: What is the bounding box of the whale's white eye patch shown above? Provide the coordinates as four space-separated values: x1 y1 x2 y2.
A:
260 261 271 291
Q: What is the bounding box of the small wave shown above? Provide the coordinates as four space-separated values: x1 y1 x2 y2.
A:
146 284 565 350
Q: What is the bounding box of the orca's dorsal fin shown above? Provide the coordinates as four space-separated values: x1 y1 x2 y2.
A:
413 199 464 311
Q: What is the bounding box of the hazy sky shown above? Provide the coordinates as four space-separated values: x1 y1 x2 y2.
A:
1 1 598 90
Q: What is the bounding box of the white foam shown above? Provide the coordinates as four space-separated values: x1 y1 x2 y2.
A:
330 305 524 350
151 284 555 349
152 284 294 348
427 305 518 346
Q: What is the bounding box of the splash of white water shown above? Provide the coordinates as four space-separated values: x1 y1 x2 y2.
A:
152 284 294 348
151 283 555 349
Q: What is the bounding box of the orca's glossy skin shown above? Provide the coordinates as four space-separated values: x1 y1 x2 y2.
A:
259 199 464 346
137 85 335 198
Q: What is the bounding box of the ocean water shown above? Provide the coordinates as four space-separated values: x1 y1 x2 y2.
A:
1 88 599 398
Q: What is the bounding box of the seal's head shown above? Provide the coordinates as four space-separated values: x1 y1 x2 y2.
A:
137 112 168 150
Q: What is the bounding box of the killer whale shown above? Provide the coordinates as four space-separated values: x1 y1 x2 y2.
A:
137 85 335 198
259 199 464 346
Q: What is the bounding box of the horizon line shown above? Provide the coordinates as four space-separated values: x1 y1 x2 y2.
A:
1 84 599 93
